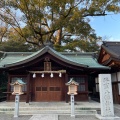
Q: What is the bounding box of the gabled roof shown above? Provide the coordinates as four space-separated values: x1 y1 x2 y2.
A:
10 79 26 85
61 52 107 68
98 41 120 66
0 45 108 69
66 78 79 86
101 41 120 59
0 52 33 68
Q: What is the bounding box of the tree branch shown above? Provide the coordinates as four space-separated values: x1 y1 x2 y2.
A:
42 29 56 36
64 0 83 18
83 13 107 17
26 39 39 47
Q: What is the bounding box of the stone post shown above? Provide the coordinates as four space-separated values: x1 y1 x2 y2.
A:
96 74 119 120
14 94 20 117
71 94 75 117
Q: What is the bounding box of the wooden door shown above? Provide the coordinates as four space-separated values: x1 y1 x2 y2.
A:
35 74 65 101
35 74 49 101
49 74 63 101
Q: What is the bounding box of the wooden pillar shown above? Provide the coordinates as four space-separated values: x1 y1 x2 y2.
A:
65 73 69 103
86 75 89 101
115 72 119 104
7 74 11 101
26 73 30 103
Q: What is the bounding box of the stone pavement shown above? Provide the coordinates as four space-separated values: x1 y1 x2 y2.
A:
59 115 99 120
1 111 120 120
0 114 100 120
29 115 58 120
0 112 120 120
0 102 120 120
0 113 31 120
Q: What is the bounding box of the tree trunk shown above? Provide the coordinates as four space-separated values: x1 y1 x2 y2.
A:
55 28 62 45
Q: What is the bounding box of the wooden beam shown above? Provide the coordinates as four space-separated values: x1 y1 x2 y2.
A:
29 70 66 74
7 74 11 101
109 61 115 66
86 75 89 101
65 73 69 103
101 53 110 63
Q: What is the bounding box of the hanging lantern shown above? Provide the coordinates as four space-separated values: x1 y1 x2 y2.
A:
41 73 44 78
50 73 53 78
59 72 62 77
33 73 36 78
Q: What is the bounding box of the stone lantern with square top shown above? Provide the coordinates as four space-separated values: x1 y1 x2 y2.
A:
10 78 26 118
66 78 79 95
66 78 79 118
10 79 26 95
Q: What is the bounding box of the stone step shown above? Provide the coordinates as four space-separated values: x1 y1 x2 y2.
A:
0 107 97 115
23 110 97 115
0 110 97 115
0 105 99 109
0 102 99 115
0 107 99 111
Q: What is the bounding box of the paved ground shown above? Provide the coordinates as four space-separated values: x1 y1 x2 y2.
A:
0 102 120 120
0 114 99 120
29 115 58 120
59 115 99 120
0 113 31 120
0 110 120 120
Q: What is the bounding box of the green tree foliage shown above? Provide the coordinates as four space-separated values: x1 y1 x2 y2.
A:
0 39 36 52
0 28 37 52
0 0 120 52
55 33 101 52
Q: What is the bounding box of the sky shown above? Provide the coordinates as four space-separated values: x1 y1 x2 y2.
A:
89 13 120 42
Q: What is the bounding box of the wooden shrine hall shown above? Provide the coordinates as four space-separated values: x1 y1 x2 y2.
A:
0 44 109 103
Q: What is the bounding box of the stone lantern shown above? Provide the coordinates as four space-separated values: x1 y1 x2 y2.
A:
66 78 79 95
66 78 79 117
10 79 26 95
10 78 26 117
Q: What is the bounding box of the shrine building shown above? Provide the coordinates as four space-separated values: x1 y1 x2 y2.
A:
0 44 109 103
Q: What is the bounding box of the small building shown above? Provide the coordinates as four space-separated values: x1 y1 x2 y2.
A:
98 41 120 103
0 45 109 103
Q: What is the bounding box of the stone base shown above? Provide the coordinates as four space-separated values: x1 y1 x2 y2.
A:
96 114 120 120
71 115 75 118
69 102 77 105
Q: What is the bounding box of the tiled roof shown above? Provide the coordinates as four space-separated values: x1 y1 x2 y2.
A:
102 41 120 59
0 52 33 68
62 52 107 68
11 79 26 85
0 46 108 69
